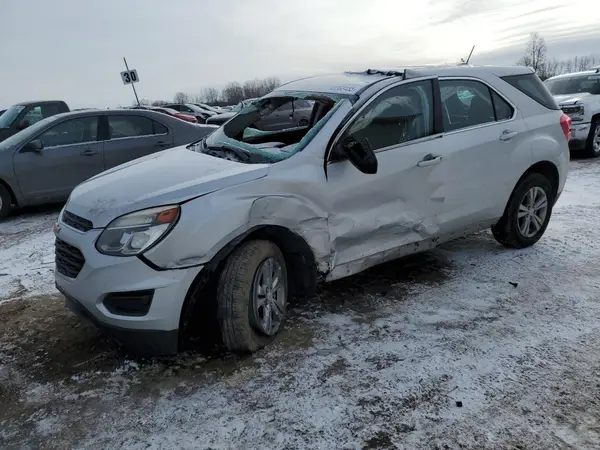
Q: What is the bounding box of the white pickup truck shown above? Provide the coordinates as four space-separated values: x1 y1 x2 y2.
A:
545 66 600 158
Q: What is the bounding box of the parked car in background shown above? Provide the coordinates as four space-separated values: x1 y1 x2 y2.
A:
192 103 223 114
53 65 568 356
0 109 216 218
164 103 215 123
131 106 199 124
545 66 600 157
205 98 259 125
0 100 69 143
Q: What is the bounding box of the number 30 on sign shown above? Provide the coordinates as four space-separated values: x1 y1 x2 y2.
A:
120 69 139 85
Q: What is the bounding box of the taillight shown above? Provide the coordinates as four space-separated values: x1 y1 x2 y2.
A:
560 113 572 141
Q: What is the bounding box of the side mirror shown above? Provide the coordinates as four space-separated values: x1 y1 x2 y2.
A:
341 137 378 174
23 139 44 153
17 119 30 130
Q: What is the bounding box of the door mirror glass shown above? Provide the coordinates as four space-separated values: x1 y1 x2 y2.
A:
17 119 30 130
341 136 378 174
23 139 44 153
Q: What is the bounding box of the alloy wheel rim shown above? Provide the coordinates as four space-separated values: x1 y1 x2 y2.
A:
517 186 548 238
594 126 600 152
251 257 286 336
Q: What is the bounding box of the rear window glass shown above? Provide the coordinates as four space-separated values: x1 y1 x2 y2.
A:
501 74 559 110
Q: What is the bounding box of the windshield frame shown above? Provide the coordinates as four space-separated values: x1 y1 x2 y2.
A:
0 105 25 128
198 91 354 164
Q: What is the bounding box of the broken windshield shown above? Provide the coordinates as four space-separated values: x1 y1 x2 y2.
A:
194 92 354 164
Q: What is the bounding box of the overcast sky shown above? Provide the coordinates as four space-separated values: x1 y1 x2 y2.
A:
1 0 599 108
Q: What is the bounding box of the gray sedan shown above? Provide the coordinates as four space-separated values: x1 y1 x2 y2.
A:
0 109 216 218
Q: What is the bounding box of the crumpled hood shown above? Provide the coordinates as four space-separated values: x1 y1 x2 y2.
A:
553 93 592 106
66 146 269 227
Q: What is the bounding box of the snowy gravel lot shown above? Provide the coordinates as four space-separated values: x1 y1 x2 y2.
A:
2 158 600 449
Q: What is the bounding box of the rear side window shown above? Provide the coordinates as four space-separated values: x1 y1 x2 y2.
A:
108 115 154 139
501 74 559 110
491 91 514 121
153 121 168 134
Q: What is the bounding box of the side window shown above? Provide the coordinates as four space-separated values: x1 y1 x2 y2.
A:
344 80 434 151
153 120 168 134
440 80 495 131
491 91 514 121
23 106 43 126
38 117 98 148
108 115 154 139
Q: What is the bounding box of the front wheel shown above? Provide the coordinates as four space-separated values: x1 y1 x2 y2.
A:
585 119 600 158
216 240 288 353
491 173 554 249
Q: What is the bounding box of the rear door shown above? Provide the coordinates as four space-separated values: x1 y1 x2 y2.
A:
13 115 103 201
103 114 174 169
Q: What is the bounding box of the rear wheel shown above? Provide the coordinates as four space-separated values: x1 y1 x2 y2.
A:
491 173 554 249
216 240 288 353
0 185 12 220
585 119 600 158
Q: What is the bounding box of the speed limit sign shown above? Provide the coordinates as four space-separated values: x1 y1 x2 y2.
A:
120 69 139 85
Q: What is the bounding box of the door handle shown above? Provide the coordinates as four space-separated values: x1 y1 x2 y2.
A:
80 148 99 156
499 130 518 141
155 141 169 147
417 154 443 167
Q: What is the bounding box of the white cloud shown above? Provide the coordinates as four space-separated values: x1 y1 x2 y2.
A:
0 0 598 108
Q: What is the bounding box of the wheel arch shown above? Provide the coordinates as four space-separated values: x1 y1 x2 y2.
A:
177 224 318 350
517 160 560 202
0 177 18 207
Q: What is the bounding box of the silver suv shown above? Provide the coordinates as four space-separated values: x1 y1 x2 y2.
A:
54 65 570 356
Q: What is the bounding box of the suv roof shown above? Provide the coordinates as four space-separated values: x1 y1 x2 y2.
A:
16 100 67 107
546 68 600 81
275 65 534 96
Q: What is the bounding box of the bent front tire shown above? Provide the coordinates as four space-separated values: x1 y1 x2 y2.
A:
216 240 288 353
491 173 554 249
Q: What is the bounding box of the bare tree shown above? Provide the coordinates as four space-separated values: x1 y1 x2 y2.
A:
221 82 245 104
151 100 168 106
517 32 548 78
260 77 281 94
200 87 220 103
173 92 190 103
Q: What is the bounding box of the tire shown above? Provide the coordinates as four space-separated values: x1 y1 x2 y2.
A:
216 240 288 353
585 119 600 158
0 184 12 220
491 173 554 249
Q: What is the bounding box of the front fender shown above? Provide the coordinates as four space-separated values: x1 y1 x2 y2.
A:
143 192 331 271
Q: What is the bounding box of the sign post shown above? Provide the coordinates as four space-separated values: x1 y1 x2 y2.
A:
121 57 141 107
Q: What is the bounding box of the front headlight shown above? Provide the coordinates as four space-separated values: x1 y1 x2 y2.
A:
95 205 180 256
562 104 584 121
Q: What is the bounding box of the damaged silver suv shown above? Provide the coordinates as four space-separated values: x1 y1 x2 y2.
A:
54 65 570 355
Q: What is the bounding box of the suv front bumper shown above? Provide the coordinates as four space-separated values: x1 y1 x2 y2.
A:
54 225 204 356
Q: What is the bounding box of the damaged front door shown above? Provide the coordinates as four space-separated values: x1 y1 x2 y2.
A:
325 78 447 280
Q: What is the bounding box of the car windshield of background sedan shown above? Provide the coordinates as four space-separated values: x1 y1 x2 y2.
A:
545 74 600 95
0 105 25 128
0 114 61 148
191 93 351 164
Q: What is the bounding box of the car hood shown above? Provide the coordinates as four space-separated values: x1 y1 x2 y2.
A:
553 93 592 105
65 146 269 227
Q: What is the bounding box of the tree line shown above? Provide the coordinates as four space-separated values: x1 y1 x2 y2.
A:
517 32 599 80
135 77 282 107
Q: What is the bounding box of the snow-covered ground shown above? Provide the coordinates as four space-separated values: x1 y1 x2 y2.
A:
1 159 600 449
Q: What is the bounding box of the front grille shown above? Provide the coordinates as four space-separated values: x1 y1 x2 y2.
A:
55 238 85 278
62 210 93 232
